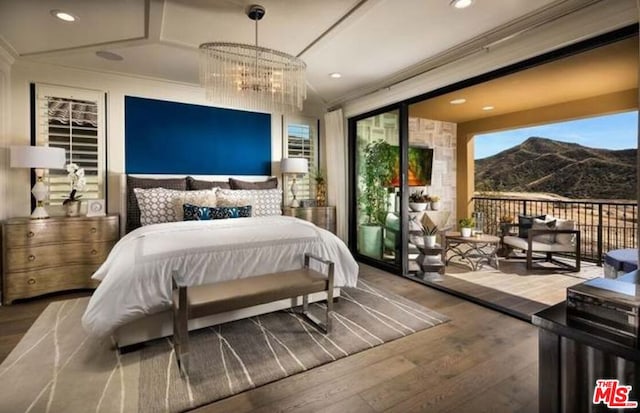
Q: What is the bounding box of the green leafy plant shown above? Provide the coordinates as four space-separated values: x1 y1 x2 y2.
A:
459 217 475 228
419 223 438 236
409 190 428 203
360 140 395 226
311 168 325 184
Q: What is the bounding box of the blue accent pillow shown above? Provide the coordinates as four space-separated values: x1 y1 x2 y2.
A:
183 204 252 221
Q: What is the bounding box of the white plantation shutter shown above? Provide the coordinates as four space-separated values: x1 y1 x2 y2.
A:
284 118 318 202
35 85 105 208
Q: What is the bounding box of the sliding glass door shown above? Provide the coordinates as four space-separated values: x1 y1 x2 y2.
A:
350 106 408 274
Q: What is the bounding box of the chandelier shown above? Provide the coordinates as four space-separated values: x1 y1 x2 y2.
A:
199 4 307 113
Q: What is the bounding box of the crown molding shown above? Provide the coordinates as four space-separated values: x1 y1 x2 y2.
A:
0 35 16 66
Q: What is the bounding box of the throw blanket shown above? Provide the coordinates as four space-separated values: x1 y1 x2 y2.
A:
82 216 358 337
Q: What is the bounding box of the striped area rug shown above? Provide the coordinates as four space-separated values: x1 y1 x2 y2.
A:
0 280 448 413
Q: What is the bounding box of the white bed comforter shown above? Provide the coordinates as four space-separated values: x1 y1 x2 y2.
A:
81 216 358 337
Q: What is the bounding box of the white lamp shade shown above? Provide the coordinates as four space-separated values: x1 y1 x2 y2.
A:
281 158 308 174
10 146 66 170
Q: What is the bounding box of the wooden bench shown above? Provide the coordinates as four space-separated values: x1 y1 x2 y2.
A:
171 253 335 374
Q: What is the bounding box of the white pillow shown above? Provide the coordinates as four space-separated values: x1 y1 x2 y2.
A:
172 189 217 220
531 219 556 244
218 188 282 217
134 188 185 226
216 193 253 208
555 218 576 245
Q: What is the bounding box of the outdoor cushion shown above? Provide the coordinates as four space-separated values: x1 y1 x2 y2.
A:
503 235 575 252
531 218 556 244
517 214 546 238
554 218 577 245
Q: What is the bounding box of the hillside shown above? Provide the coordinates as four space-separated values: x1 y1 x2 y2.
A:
475 137 637 200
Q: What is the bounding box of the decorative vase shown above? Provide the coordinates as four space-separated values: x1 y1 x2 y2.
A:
424 235 437 248
431 201 441 211
461 227 472 237
358 225 383 259
409 202 427 212
65 200 81 217
316 181 327 207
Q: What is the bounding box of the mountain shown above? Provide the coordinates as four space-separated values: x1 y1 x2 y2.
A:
475 137 637 200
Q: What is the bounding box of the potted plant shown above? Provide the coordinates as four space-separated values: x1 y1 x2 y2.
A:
500 214 514 224
409 190 429 211
359 140 394 259
430 195 441 211
63 163 86 217
420 223 439 248
459 217 475 237
312 168 327 207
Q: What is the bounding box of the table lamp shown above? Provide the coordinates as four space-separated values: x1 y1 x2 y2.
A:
281 157 308 207
10 145 67 219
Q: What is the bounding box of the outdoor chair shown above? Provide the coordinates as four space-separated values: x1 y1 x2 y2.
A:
500 215 581 272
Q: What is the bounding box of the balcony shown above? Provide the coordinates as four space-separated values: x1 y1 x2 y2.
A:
472 195 637 264
405 196 636 320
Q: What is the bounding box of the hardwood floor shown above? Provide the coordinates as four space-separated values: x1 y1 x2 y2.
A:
196 264 539 413
0 265 539 413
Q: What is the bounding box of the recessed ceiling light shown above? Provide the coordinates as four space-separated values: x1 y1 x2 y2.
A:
482 105 495 111
449 98 466 105
329 72 342 79
450 0 474 9
50 10 77 22
96 51 124 61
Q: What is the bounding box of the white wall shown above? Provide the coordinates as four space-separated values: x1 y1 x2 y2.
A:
3 59 326 221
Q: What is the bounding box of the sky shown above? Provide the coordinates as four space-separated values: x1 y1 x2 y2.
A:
474 111 638 160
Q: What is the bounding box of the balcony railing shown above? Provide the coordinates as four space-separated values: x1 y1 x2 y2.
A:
472 196 637 264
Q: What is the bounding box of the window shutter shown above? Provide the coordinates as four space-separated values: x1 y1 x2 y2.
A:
35 85 105 207
285 120 318 202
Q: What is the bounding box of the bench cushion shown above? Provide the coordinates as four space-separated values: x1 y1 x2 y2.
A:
503 235 575 253
175 269 328 319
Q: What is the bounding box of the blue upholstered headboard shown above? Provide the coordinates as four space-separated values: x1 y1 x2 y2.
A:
124 96 272 175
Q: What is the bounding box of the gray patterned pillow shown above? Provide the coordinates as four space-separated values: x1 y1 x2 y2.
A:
218 188 282 216
126 176 186 232
134 188 186 226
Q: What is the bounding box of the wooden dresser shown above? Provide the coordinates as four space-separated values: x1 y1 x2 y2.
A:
1 215 119 304
283 206 336 234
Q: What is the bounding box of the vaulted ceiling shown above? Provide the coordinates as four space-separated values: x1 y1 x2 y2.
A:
0 0 611 107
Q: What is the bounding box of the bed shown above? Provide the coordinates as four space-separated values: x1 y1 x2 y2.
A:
81 175 358 347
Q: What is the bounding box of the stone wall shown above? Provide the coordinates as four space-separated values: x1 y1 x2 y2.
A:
355 113 457 227
409 117 457 227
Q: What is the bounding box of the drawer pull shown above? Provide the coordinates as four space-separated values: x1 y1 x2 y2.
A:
91 249 97 255
27 278 36 285
90 227 97 234
27 231 35 238
28 254 36 262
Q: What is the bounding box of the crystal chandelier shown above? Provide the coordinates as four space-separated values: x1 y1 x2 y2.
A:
199 4 307 113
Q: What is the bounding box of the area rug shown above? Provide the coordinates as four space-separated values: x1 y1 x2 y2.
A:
0 280 448 413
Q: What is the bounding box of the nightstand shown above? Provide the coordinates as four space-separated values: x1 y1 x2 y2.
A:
1 215 119 304
283 206 336 234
